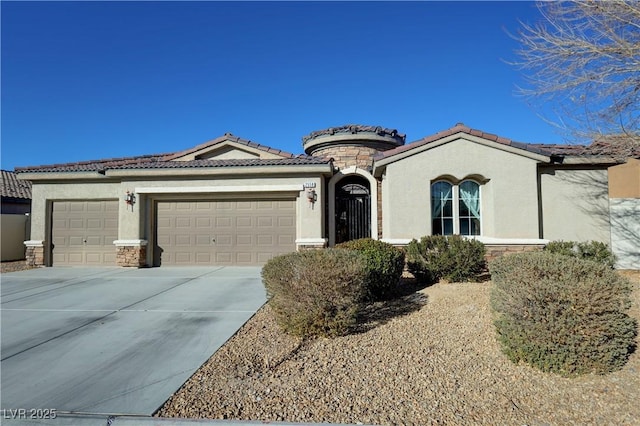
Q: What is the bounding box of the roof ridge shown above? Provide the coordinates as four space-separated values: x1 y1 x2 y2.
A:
164 133 297 161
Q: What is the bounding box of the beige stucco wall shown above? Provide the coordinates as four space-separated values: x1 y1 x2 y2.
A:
28 181 121 242
608 159 640 199
2 214 29 261
381 137 541 240
539 166 611 244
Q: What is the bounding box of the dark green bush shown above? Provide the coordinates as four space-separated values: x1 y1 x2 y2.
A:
336 238 405 301
262 249 368 338
544 240 616 268
490 252 637 377
406 235 486 283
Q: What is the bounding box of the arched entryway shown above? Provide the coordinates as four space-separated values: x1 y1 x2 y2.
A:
335 175 371 244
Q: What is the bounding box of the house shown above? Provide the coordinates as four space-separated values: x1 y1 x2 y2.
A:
15 123 639 269
1 170 32 261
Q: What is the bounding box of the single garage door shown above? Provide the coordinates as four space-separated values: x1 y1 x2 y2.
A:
51 201 118 265
156 199 296 266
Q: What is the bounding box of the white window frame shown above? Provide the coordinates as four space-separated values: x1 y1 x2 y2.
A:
431 179 482 236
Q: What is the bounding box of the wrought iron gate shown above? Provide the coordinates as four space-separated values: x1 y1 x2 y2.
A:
335 177 371 244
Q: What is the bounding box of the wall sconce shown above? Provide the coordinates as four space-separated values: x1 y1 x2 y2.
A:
306 188 317 203
125 191 136 211
303 182 317 208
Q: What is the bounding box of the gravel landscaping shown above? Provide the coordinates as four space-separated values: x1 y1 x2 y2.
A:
157 271 640 425
0 260 36 274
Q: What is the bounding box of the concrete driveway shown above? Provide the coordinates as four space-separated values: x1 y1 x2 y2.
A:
0 266 266 416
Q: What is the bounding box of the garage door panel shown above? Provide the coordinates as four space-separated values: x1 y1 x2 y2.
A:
257 235 274 246
257 217 273 227
156 199 295 266
175 217 191 228
215 217 232 228
51 201 118 266
216 234 233 246
236 235 252 246
175 235 191 245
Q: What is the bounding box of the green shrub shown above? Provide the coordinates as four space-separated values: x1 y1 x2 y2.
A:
406 235 486 283
545 240 616 268
336 238 405 301
490 252 637 377
262 249 368 338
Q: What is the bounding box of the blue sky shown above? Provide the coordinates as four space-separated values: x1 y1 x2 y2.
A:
1 1 560 171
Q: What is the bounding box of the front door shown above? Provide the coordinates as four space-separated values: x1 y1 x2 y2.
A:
335 176 371 244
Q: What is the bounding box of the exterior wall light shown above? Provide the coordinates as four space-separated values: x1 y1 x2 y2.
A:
125 191 136 211
303 182 317 207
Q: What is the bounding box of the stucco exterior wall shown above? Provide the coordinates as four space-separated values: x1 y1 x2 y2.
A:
608 159 640 198
539 167 611 244
381 138 541 240
1 214 29 261
28 181 121 242
609 198 640 269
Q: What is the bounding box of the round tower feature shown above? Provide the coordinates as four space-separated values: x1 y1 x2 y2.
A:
302 124 406 170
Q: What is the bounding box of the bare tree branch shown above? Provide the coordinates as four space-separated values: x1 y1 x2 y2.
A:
511 0 640 157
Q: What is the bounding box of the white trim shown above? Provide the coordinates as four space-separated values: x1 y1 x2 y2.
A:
24 240 44 247
381 237 549 246
295 238 327 245
381 238 413 245
113 239 148 247
467 236 549 245
135 185 303 194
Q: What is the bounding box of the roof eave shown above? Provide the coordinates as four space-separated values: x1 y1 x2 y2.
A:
15 171 107 181
104 164 334 178
559 156 621 165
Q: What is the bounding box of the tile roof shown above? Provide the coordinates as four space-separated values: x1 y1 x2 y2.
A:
14 153 172 173
164 133 297 160
14 133 326 174
1 170 32 199
376 123 640 161
109 157 331 170
376 123 549 159
15 153 329 174
302 124 406 144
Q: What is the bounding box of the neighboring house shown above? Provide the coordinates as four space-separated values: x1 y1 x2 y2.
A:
1 170 32 261
15 123 640 269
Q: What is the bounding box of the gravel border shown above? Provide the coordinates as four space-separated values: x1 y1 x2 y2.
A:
157 272 639 425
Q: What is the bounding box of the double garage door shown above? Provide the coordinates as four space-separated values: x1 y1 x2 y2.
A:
50 199 296 266
156 199 296 266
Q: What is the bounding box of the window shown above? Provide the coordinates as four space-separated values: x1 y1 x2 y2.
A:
431 180 481 236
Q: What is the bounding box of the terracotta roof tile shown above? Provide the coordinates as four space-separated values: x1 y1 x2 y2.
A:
1 170 32 199
164 133 297 161
376 123 637 161
15 153 172 173
109 157 331 170
302 124 406 144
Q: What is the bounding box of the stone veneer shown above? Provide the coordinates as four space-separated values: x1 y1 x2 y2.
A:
484 244 545 263
25 243 44 266
114 241 148 267
311 145 379 170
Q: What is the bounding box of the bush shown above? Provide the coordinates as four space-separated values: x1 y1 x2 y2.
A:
490 252 637 377
336 238 405 301
544 240 616 268
406 235 486 283
262 249 368 338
